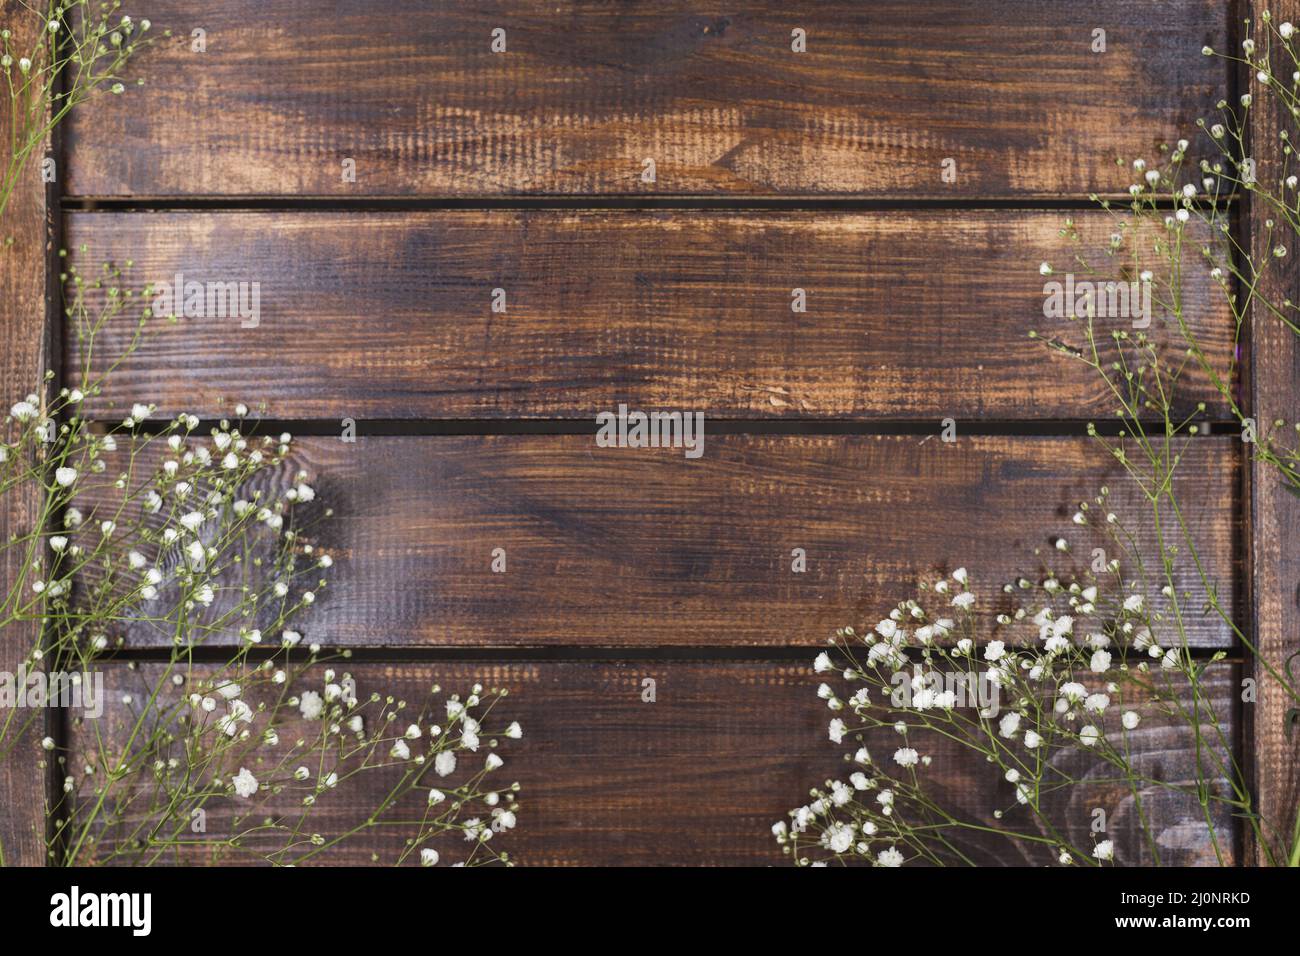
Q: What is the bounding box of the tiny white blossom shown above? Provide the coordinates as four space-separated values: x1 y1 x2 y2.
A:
232 767 259 799
893 747 919 768
299 690 324 720
435 750 457 777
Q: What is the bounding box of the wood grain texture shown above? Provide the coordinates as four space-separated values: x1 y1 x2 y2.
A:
78 435 1240 649
74 661 1238 866
63 1 1228 198
0 3 50 866
63 210 1234 421
1246 0 1300 867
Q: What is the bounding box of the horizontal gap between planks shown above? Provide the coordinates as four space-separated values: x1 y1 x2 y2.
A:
59 196 1238 213
94 419 1243 437
98 645 1244 665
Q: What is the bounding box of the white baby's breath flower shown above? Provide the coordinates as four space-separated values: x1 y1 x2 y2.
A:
434 750 457 777
232 767 258 799
299 690 323 720
876 847 904 867
1093 840 1114 861
893 747 919 768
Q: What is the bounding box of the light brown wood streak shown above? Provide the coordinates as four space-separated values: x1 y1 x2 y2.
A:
62 210 1233 421
0 2 50 866
63 1 1228 198
1246 0 1300 867
73 435 1238 650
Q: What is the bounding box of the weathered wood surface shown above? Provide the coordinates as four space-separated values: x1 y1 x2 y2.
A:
0 3 50 866
63 210 1234 421
71 662 1238 866
1246 0 1300 867
0 1 51 868
63 1 1228 198
76 435 1239 649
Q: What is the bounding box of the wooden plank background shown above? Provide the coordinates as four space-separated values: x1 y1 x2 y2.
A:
1 0 1278 866
64 210 1232 421
0 4 51 866
1246 0 1300 866
75 435 1239 650
61 1 1228 198
80 663 1239 866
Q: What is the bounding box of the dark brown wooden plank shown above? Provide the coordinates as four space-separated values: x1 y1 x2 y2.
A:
63 1 1228 198
73 661 1238 865
63 210 1234 421
1246 0 1300 867
0 3 50 866
81 435 1238 649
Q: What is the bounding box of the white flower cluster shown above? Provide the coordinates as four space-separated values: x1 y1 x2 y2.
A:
70 662 524 866
6 263 530 867
777 510 1223 868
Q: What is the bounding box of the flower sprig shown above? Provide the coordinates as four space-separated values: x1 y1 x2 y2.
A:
777 527 1241 867
1029 12 1300 866
1 2 161 225
2 258 525 866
